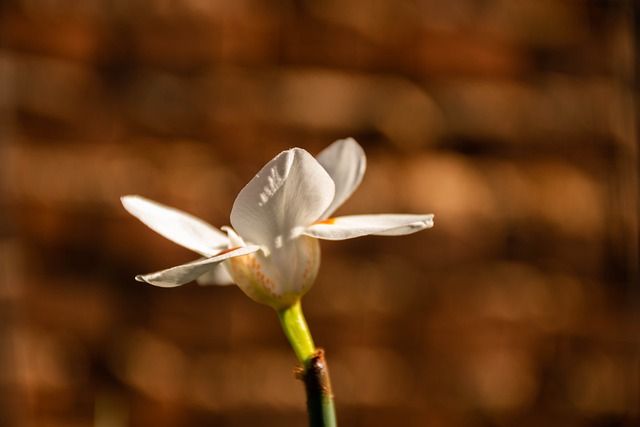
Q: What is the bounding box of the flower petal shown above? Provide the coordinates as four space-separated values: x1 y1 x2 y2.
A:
303 214 434 240
136 245 261 288
230 148 335 249
316 138 366 219
121 195 228 257
196 264 235 286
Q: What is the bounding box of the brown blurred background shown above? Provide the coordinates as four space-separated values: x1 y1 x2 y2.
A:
0 1 638 426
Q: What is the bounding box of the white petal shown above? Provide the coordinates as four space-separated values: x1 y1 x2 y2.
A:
316 138 366 219
230 148 335 249
121 195 228 257
196 264 235 286
303 214 434 240
136 245 261 288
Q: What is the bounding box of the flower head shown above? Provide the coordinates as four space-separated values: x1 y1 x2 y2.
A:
122 138 433 309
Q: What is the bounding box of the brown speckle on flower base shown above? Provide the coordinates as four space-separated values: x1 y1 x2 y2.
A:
228 251 282 303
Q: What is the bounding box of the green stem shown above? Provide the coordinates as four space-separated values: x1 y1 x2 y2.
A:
277 301 337 427
277 300 316 367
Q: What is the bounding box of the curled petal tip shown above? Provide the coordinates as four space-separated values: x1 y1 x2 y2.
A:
420 214 435 227
411 216 434 232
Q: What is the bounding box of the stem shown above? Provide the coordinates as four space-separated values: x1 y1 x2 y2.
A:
277 300 316 367
277 302 337 427
301 349 337 427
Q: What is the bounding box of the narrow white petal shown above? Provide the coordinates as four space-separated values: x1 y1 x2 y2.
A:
303 214 434 240
230 148 335 250
136 245 261 288
121 195 229 257
316 138 366 219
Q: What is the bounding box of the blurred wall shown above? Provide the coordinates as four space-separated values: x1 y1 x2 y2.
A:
0 1 638 427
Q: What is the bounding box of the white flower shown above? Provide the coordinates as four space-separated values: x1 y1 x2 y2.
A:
122 138 434 309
